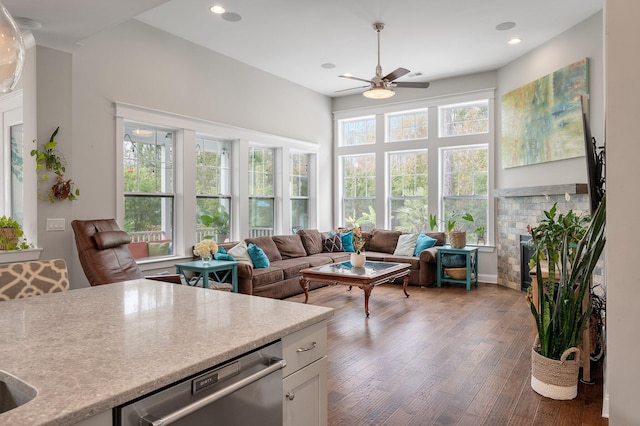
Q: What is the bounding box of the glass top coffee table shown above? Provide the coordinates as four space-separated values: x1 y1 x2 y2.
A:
300 261 411 317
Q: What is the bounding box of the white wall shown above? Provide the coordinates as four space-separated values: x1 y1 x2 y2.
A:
496 12 604 189
33 20 333 288
605 1 640 423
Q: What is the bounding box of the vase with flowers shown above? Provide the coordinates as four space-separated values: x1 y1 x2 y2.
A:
193 239 219 264
350 227 366 267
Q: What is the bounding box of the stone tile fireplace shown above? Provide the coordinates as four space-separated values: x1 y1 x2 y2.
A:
494 184 591 291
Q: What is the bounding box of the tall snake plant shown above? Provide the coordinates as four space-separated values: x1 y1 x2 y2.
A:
529 196 606 360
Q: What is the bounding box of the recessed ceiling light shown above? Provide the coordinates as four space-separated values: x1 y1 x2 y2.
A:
508 37 522 45
496 21 516 31
321 63 335 69
210 5 225 14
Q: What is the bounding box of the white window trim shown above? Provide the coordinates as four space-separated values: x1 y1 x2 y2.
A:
333 89 495 244
115 102 319 262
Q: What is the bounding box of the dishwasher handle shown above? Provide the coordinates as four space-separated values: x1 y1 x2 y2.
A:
139 357 286 426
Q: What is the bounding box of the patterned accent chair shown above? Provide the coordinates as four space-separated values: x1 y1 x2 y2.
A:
0 259 69 301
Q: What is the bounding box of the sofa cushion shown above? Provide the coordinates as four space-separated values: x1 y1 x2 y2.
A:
296 229 323 255
426 232 447 247
251 267 284 288
393 233 418 256
369 229 402 253
322 234 343 252
272 258 310 279
306 254 334 267
245 236 282 262
272 235 307 259
148 241 171 257
414 233 438 256
248 243 270 268
380 254 420 269
127 241 149 259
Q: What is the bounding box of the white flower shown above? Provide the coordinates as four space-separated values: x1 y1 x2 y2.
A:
193 239 218 257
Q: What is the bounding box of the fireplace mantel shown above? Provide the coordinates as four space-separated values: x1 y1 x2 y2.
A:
494 183 587 198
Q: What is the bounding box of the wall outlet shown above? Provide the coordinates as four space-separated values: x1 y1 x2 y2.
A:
46 218 65 231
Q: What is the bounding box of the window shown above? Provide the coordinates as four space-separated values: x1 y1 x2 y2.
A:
123 125 174 258
335 92 493 244
439 100 489 137
0 94 23 222
249 147 274 237
441 145 488 244
387 109 428 142
195 137 231 243
389 151 428 232
342 154 375 230
340 116 375 146
290 153 309 233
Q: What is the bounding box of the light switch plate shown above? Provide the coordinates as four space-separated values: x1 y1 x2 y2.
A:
46 218 65 231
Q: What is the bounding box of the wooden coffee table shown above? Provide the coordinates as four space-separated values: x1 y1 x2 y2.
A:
300 261 411 317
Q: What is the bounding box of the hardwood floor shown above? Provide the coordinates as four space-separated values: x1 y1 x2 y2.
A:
285 282 607 426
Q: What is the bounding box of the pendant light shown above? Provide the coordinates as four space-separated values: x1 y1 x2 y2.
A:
0 2 25 93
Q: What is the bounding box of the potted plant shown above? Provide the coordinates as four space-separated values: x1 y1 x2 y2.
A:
0 215 31 250
429 212 477 248
527 197 606 400
350 226 366 267
30 127 80 203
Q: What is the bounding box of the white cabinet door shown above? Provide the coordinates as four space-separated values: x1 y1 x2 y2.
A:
283 356 327 426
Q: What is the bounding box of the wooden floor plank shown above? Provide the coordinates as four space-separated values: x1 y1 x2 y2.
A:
285 282 607 425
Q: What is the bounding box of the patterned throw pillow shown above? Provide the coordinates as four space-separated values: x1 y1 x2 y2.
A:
322 234 343 253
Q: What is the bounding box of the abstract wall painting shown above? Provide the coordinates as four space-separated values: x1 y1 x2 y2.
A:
501 58 589 168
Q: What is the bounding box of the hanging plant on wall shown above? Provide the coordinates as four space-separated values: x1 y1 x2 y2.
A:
30 127 80 203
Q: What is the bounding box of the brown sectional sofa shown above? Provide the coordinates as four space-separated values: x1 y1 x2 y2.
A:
219 229 446 299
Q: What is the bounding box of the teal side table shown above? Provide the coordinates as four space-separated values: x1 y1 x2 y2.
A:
175 259 238 292
436 245 479 291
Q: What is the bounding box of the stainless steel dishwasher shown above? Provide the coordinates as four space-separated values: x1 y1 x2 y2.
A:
116 341 285 426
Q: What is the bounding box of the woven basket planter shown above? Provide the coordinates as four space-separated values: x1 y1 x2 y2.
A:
531 340 580 400
449 231 466 248
0 228 17 250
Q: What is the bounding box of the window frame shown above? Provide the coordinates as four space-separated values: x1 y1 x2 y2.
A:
290 152 310 233
116 103 320 266
334 91 494 245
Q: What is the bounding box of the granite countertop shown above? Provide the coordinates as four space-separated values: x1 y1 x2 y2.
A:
0 279 333 426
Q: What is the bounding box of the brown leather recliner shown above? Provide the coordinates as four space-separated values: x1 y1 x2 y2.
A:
71 219 181 286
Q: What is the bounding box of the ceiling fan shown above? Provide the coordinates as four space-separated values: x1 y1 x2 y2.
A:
338 23 430 99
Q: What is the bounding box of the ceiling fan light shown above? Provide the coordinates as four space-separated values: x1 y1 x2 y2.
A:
0 2 25 93
363 87 395 99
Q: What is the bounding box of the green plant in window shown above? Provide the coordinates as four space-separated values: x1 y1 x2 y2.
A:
200 204 230 240
30 127 80 203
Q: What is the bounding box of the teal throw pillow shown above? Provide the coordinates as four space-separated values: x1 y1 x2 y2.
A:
414 233 437 256
247 243 270 268
340 231 355 252
214 246 235 261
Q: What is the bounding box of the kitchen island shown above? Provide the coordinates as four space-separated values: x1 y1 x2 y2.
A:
0 279 333 425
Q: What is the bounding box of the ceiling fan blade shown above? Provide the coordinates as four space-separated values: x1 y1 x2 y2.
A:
339 74 373 84
335 85 369 93
383 67 410 82
393 81 431 89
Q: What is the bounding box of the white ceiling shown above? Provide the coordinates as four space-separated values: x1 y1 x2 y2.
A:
6 0 602 97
